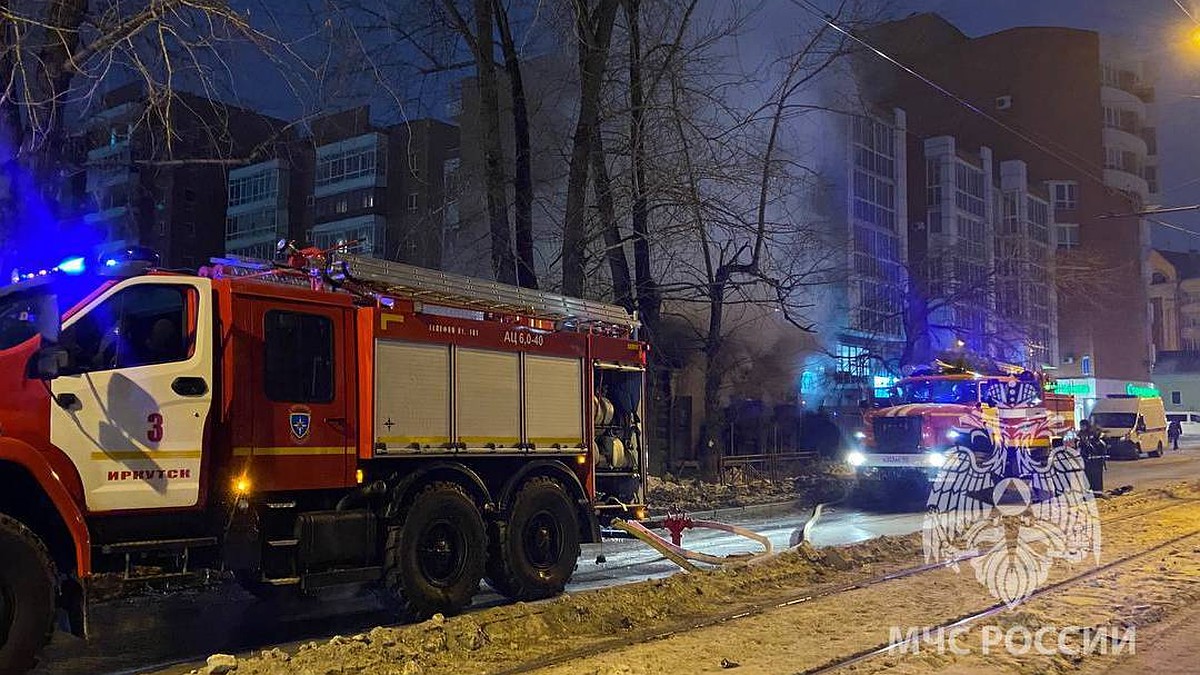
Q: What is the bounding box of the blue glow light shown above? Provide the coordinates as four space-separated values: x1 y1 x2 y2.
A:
103 258 119 268
57 256 86 275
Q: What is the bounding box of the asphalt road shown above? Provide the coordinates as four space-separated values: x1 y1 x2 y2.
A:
34 444 1200 675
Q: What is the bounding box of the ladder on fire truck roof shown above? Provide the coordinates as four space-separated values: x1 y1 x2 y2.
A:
207 252 640 335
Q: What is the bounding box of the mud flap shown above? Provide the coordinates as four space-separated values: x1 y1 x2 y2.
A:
56 576 88 639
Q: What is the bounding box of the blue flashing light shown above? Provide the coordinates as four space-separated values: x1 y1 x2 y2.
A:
57 256 86 275
103 258 119 268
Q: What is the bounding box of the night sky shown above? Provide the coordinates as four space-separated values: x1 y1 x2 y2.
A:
223 0 1200 250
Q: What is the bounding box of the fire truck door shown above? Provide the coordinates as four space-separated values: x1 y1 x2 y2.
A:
243 300 354 491
49 277 214 512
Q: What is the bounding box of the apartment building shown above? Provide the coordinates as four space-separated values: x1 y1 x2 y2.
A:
78 83 285 268
858 13 1153 382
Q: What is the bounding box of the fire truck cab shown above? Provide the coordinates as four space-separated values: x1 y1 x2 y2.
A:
0 246 648 672
848 362 1075 490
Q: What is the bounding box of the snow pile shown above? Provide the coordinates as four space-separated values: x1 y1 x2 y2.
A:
219 535 924 675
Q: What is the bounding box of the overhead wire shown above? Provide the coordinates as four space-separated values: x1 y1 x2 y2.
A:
792 0 1200 240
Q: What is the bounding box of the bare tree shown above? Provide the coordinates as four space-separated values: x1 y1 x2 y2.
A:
560 0 619 297
646 14 851 477
491 0 537 288
0 0 306 272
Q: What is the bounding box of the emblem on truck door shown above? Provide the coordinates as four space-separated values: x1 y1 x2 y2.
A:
290 408 311 441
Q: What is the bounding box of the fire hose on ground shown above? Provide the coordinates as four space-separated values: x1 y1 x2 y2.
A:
607 515 774 571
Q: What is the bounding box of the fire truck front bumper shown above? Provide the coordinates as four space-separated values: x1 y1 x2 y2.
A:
846 449 953 480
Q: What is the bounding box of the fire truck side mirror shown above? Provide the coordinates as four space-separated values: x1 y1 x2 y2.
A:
33 345 70 380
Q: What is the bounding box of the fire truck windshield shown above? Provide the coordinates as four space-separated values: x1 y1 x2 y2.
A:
893 378 980 405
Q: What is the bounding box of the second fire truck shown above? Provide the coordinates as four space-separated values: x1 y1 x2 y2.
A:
849 360 1075 490
0 244 648 672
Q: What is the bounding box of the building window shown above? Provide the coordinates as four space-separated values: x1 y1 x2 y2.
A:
1145 165 1159 194
1081 355 1093 377
1051 182 1077 211
1152 271 1168 284
1104 147 1122 170
264 310 334 403
1056 223 1080 250
1172 391 1182 405
407 193 419 212
1001 192 1020 235
226 208 280 243
228 170 279 207
1102 106 1120 129
315 144 379 187
835 344 869 378
363 193 375 209
851 115 897 231
926 159 942 207
335 198 348 214
1027 198 1049 244
954 162 985 218
1143 127 1157 156
58 284 195 374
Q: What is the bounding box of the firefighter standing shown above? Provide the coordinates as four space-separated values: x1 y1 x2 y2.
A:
1168 418 1182 452
1078 419 1106 493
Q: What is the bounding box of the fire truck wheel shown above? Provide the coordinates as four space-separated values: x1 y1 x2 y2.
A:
485 477 580 601
1152 442 1163 458
0 513 57 674
383 482 487 620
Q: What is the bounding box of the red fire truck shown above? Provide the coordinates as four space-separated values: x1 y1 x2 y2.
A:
0 245 647 671
849 361 1075 491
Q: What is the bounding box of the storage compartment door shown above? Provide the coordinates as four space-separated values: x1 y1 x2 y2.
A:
455 348 520 449
524 355 584 451
375 340 450 453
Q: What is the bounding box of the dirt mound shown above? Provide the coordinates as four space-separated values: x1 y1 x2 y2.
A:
646 464 851 513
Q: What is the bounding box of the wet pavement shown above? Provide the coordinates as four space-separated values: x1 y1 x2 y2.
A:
35 445 1200 675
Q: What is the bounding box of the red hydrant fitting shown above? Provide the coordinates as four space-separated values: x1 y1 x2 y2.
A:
663 512 694 546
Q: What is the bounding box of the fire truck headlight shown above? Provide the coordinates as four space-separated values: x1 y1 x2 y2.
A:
946 429 961 441
926 451 949 468
847 450 866 467
854 431 866 440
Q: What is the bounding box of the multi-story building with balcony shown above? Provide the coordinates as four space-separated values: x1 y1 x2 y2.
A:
304 107 459 267
77 83 285 268
1100 38 1159 206
309 108 390 258
800 107 909 406
224 151 311 259
859 13 1154 384
908 136 1059 370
